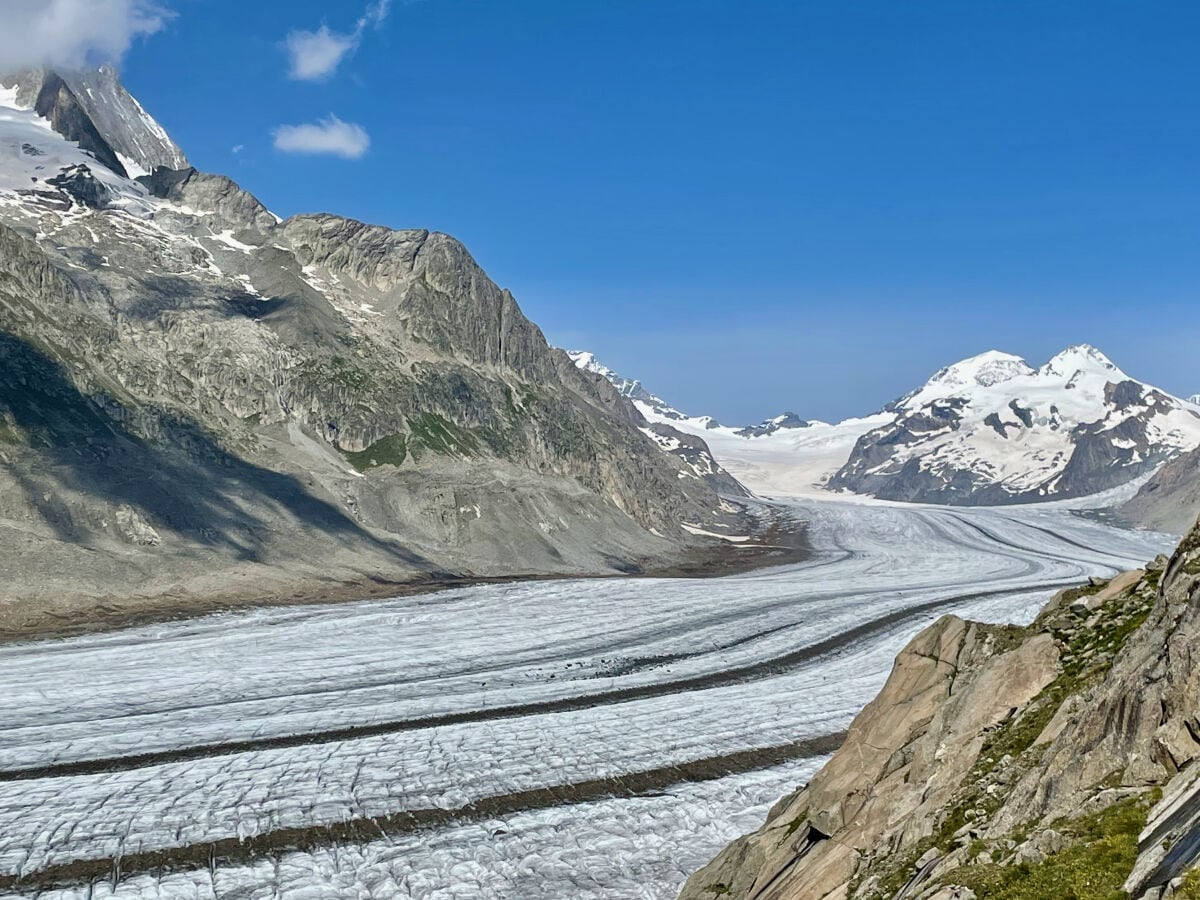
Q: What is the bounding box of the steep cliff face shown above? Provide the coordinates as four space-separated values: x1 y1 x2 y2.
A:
0 68 748 629
680 516 1200 900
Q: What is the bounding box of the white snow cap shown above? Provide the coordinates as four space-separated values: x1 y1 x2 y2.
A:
1038 343 1124 379
926 350 1035 391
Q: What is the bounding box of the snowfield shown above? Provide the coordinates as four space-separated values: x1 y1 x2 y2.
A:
0 498 1175 899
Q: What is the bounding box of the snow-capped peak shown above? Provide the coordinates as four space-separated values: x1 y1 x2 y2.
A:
1186 393 1199 408
1039 343 1124 380
833 343 1200 504
567 350 613 380
925 350 1035 391
0 85 154 213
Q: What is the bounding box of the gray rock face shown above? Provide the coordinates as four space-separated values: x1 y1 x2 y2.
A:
0 68 742 622
643 423 750 497
46 164 112 208
17 70 129 177
1119 448 1200 535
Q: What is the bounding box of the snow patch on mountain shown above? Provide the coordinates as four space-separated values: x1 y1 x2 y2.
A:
0 85 153 214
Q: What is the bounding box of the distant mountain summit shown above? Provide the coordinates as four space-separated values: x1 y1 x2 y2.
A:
566 351 746 495
735 413 811 438
830 345 1200 504
566 351 722 428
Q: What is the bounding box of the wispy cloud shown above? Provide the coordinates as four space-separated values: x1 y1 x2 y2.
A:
284 0 393 82
273 115 370 159
0 0 169 71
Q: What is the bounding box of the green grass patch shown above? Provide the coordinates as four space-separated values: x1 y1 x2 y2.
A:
1174 867 1200 900
407 413 479 457
948 795 1150 900
339 434 408 472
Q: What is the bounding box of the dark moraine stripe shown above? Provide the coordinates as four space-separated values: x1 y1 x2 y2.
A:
0 732 845 893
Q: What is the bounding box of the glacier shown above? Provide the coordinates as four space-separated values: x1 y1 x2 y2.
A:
0 496 1175 899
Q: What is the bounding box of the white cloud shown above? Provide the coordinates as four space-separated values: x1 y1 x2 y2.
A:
284 0 393 81
0 0 169 72
285 26 358 81
273 116 370 159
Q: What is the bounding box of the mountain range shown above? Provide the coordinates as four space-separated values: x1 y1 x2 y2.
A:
0 66 749 629
1 58 1196 639
575 346 1200 522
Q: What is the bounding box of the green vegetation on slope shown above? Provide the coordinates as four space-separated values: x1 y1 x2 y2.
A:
407 413 480 457
949 795 1152 900
1174 868 1200 900
339 434 408 471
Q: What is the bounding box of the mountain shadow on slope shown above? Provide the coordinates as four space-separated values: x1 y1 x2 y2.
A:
0 332 428 569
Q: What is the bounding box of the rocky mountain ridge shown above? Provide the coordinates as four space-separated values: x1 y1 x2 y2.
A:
680 514 1200 900
0 67 753 633
571 348 1200 513
1120 448 1200 536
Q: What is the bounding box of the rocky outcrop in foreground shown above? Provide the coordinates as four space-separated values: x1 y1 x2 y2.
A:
681 517 1200 900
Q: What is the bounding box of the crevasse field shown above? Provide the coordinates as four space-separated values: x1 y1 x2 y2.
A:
0 497 1173 899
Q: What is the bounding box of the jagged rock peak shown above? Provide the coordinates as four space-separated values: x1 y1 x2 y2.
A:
0 64 187 177
566 349 718 426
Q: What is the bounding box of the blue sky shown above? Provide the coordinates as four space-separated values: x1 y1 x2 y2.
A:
114 0 1199 423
